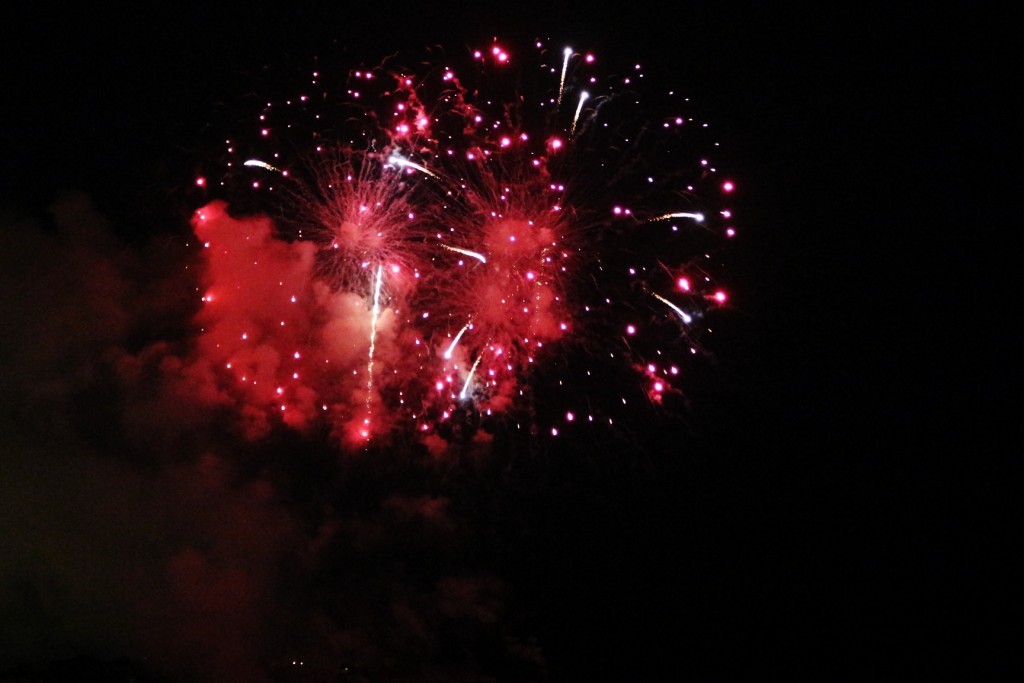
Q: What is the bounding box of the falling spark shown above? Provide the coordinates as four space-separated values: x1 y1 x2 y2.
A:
441 244 488 264
387 152 439 179
570 90 590 135
243 159 282 173
557 46 572 108
366 264 385 414
650 212 705 223
460 353 485 399
652 292 693 324
444 321 473 359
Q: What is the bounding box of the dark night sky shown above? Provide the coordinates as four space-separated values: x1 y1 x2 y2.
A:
0 3 1015 681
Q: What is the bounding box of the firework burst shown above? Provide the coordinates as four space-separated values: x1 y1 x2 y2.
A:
194 38 736 450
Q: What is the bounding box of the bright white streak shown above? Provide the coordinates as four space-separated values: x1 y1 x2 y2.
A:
387 152 439 179
243 159 281 173
651 211 705 223
444 322 472 360
441 244 487 264
653 292 693 324
557 46 572 108
459 354 484 399
570 90 590 135
366 265 385 411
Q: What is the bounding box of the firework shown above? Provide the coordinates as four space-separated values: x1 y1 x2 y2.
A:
194 38 736 450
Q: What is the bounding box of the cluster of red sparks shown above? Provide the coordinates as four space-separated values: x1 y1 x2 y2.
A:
191 39 735 451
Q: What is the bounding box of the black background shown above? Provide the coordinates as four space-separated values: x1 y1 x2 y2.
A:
1 2 1015 680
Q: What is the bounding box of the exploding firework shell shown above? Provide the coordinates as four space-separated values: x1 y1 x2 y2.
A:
196 39 734 447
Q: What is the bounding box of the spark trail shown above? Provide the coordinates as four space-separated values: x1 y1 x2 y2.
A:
366 264 384 412
570 90 590 135
460 353 484 400
651 212 705 224
557 46 572 108
243 159 282 173
440 244 488 264
444 322 473 360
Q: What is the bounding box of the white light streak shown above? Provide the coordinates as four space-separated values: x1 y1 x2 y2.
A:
441 244 487 264
366 265 385 411
460 354 484 399
570 90 590 135
653 292 693 324
557 47 572 108
444 322 472 359
243 159 281 173
650 211 705 223
387 152 439 179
